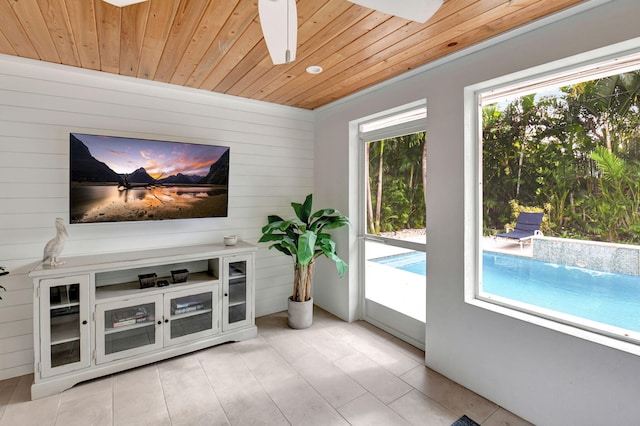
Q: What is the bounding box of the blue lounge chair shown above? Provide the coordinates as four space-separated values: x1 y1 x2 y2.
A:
495 212 543 249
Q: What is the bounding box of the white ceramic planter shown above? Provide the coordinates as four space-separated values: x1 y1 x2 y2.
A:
288 296 313 329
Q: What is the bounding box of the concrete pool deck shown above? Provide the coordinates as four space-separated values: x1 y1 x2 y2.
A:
364 235 531 323
483 236 533 257
366 233 640 336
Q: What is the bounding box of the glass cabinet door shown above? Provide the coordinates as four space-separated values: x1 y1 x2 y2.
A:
164 285 218 345
223 255 253 331
96 295 163 364
40 275 90 378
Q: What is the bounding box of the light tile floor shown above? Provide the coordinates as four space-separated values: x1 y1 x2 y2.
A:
0 309 532 426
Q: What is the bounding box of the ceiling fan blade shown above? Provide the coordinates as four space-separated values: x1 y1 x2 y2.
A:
347 0 443 23
258 0 298 65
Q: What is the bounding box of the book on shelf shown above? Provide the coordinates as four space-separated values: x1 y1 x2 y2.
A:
112 319 137 328
174 303 204 315
111 307 151 328
174 300 200 309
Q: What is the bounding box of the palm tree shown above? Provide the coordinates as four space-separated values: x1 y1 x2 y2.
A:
565 71 640 155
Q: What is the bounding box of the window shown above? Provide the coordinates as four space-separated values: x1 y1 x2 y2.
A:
465 41 640 352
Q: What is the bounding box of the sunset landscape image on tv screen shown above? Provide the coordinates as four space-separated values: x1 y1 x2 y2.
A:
70 133 229 223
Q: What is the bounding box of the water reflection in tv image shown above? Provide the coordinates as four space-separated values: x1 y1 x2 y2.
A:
70 133 229 223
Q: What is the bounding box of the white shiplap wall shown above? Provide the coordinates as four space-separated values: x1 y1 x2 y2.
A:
0 54 314 380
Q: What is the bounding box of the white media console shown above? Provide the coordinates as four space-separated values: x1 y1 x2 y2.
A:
29 242 257 399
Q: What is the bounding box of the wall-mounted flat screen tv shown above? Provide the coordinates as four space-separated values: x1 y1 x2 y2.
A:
70 133 229 224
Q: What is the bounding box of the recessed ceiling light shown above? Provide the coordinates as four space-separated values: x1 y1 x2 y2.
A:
102 0 147 7
306 65 323 75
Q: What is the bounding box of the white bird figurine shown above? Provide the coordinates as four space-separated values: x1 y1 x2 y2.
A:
43 218 68 267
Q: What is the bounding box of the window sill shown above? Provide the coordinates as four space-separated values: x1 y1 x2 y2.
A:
465 295 640 357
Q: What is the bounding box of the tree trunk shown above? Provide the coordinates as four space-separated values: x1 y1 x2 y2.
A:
365 144 376 233
294 262 314 302
516 145 524 198
375 140 384 232
603 116 612 152
422 139 427 212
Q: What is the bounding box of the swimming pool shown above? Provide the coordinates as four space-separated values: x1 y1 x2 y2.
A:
372 251 426 275
372 251 640 333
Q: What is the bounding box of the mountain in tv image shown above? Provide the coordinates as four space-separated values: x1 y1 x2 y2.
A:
70 134 230 223
123 167 156 185
70 135 121 183
158 173 203 185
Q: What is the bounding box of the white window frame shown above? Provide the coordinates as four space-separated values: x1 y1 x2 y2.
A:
463 37 640 356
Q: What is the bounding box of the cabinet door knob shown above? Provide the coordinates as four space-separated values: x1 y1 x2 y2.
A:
224 293 228 297
157 320 162 325
82 320 88 325
164 318 169 323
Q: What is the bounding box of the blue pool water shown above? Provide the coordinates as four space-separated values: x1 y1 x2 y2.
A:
372 251 427 275
372 251 640 333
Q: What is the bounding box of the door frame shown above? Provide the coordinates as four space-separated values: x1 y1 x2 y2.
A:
356 101 427 349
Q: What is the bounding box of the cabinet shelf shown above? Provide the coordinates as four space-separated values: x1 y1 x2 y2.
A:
51 319 80 345
104 320 156 335
228 280 246 306
229 264 245 274
96 272 217 302
171 307 212 320
230 298 246 306
50 302 80 310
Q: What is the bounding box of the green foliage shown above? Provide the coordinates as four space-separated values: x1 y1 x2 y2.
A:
584 147 640 241
259 194 350 301
367 132 426 233
483 70 640 244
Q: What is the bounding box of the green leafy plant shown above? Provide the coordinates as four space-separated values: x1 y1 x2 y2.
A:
481 72 640 244
258 194 349 302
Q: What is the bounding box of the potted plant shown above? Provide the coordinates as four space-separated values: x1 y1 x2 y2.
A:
258 194 349 329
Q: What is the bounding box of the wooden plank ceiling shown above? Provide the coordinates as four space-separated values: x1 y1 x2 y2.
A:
0 0 585 110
